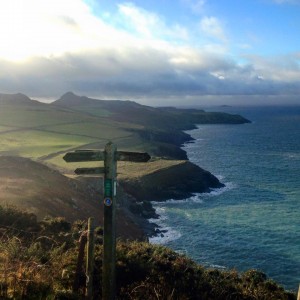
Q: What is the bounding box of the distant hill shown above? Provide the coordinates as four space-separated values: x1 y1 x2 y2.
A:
51 92 250 160
53 92 250 129
54 91 104 106
0 93 34 104
0 91 250 163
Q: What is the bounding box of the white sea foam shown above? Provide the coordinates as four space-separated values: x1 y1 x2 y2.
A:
148 226 182 244
148 205 182 244
283 152 300 160
151 182 235 208
149 182 235 245
209 264 226 270
205 181 236 197
174 249 188 256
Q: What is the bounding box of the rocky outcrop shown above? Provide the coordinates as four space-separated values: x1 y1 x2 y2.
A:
119 160 224 202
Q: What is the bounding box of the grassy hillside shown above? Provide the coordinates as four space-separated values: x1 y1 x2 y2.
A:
0 92 250 169
0 91 251 240
0 95 142 163
0 92 251 238
0 156 225 239
0 93 295 299
0 206 296 299
0 156 144 240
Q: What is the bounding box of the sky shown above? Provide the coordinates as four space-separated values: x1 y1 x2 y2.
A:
0 0 300 106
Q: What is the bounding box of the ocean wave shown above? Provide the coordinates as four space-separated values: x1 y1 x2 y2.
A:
151 181 236 206
282 152 300 160
149 182 235 245
209 264 226 270
148 205 182 244
204 181 236 197
148 226 182 245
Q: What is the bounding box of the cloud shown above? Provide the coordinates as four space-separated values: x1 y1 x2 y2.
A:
183 0 207 14
1 46 299 104
200 17 227 42
0 0 299 105
117 3 190 41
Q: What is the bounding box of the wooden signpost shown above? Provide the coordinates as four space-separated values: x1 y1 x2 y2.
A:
63 142 150 300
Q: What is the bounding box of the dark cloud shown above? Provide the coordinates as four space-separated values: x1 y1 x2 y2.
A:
0 48 299 105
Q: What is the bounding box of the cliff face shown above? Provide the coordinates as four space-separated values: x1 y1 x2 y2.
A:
119 160 224 202
0 156 224 240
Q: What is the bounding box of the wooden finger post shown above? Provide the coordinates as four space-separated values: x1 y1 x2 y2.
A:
63 142 150 300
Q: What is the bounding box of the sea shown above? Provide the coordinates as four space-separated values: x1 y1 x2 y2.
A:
149 106 300 291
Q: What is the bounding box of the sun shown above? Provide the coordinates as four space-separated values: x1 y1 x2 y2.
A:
0 0 42 61
0 0 92 62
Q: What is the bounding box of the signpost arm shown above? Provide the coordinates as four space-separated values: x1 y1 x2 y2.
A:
102 142 117 300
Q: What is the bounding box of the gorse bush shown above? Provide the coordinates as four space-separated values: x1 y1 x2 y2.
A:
0 205 297 299
0 205 40 236
114 242 295 300
0 206 81 299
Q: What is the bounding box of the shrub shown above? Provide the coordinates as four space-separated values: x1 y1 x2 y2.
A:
0 207 296 299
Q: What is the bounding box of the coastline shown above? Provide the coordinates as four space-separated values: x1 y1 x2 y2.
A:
118 115 249 240
0 92 252 241
144 109 300 291
118 126 227 240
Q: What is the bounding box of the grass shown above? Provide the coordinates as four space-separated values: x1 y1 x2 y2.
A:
0 103 88 127
0 102 144 167
0 206 296 299
0 126 16 132
45 122 134 140
67 105 113 117
118 159 185 179
0 96 249 172
0 130 98 158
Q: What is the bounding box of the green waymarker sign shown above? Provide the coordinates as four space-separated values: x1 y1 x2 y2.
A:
63 142 150 300
104 179 113 197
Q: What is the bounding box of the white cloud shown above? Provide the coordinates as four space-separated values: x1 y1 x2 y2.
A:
183 0 207 14
117 3 190 41
200 17 227 42
117 2 161 38
0 0 299 105
244 53 300 82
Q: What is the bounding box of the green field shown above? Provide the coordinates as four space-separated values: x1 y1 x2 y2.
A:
0 93 250 170
0 129 98 157
0 101 146 168
0 125 16 132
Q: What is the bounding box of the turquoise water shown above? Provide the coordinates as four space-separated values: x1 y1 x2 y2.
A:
150 106 300 291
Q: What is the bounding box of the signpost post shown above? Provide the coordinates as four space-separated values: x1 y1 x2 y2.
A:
63 142 150 300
